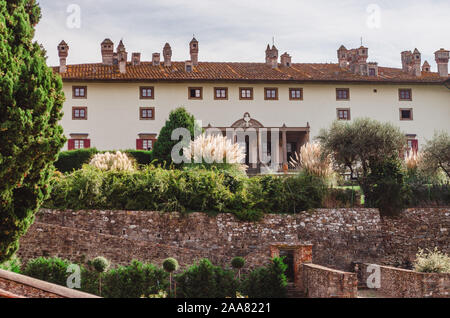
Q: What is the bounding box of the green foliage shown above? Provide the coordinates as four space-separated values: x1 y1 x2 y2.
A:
0 0 66 262
414 248 450 273
152 107 197 166
231 257 245 269
406 184 450 207
421 131 450 179
54 148 98 173
23 257 72 286
102 260 168 298
162 258 179 273
363 156 409 217
0 255 22 273
54 149 153 173
240 257 288 298
324 188 362 208
91 256 110 273
175 259 239 298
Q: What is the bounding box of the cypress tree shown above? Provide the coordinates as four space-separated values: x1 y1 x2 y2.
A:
0 0 65 262
152 107 197 166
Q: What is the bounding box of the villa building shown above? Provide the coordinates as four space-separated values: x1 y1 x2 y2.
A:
54 38 450 171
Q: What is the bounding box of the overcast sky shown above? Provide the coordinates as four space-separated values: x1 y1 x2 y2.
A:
35 0 450 70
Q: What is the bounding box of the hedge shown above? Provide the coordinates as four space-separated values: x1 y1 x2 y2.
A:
45 166 329 220
54 149 153 173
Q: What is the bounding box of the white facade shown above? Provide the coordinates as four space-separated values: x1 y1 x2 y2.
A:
61 81 450 152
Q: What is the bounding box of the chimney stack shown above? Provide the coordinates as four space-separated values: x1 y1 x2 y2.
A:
101 39 114 65
190 37 199 66
163 43 172 67
117 40 128 74
152 53 161 66
57 40 69 73
280 52 292 67
131 53 141 66
435 48 449 77
265 44 278 68
422 61 431 72
185 60 193 72
337 45 348 68
401 49 421 77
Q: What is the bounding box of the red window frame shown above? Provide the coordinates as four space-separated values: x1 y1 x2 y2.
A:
140 107 155 120
136 138 156 151
337 108 351 121
336 88 350 100
72 107 87 120
72 86 87 99
399 89 412 101
68 139 90 150
140 87 155 99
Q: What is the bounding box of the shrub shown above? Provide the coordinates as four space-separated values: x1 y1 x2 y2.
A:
102 260 168 298
363 156 409 217
406 183 450 207
23 257 72 287
152 107 197 166
0 255 22 274
240 257 288 298
176 259 239 298
323 188 362 208
290 143 333 179
183 134 246 173
414 248 450 273
90 151 136 171
163 258 179 273
125 150 153 166
54 148 98 173
91 256 110 273
421 131 450 179
231 257 245 269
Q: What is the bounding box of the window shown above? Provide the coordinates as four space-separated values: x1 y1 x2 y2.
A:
336 88 350 100
399 89 412 101
140 87 154 99
136 136 157 150
400 108 413 120
337 108 351 121
289 88 303 100
369 68 376 76
407 139 419 154
239 88 253 100
72 86 87 99
214 88 228 100
68 139 90 150
140 107 155 120
72 107 87 120
188 87 202 100
264 88 278 100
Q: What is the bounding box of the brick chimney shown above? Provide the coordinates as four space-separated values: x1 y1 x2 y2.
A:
131 53 141 66
435 48 449 77
280 52 292 67
190 37 199 66
163 43 172 67
265 44 278 68
337 45 348 68
185 60 193 72
101 38 114 65
57 40 69 73
117 40 128 74
422 61 431 72
401 49 421 77
152 53 160 66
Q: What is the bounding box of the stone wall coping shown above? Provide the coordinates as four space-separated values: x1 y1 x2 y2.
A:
0 288 24 298
303 263 356 276
0 269 100 298
363 263 450 277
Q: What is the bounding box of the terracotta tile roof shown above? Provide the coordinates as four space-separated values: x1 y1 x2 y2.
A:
53 62 449 84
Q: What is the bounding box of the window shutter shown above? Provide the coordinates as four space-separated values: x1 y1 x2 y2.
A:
136 139 143 150
84 139 91 149
412 140 419 153
68 139 75 150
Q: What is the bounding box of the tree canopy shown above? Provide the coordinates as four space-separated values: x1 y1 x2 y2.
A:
0 0 65 262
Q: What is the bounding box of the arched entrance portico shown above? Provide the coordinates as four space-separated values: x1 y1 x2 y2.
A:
205 113 310 173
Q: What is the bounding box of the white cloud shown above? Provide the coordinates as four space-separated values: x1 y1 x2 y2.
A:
35 0 450 70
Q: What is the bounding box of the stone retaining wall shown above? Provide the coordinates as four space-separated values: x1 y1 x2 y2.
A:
302 264 358 298
359 263 449 298
18 208 449 272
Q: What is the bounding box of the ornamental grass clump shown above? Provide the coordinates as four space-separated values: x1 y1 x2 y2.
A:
290 143 333 179
183 134 247 172
414 248 450 273
89 151 136 171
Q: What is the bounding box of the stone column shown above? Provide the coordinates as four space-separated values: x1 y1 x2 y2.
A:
282 129 288 165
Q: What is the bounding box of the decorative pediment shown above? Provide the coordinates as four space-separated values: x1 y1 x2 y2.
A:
231 112 264 128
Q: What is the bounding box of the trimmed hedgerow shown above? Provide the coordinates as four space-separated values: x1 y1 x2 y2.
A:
45 166 329 220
